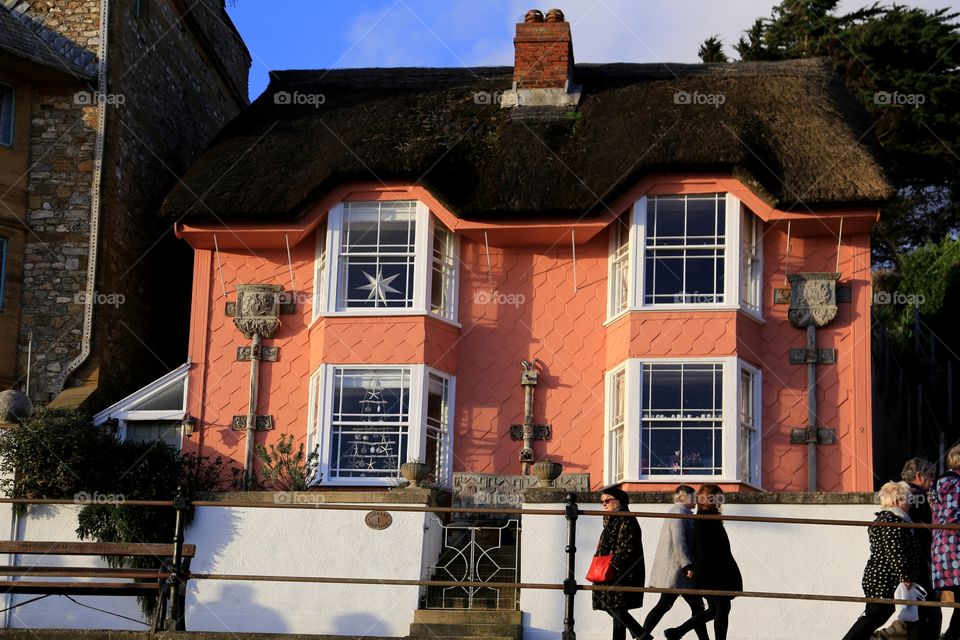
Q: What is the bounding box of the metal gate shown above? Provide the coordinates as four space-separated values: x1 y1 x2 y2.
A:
422 519 520 610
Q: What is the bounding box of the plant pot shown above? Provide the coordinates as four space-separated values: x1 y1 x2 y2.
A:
533 460 563 487
400 461 429 487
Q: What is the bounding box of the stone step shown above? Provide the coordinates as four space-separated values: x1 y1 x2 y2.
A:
413 609 522 625
408 623 521 639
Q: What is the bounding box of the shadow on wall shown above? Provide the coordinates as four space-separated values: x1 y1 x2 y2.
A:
189 582 289 633
333 612 392 637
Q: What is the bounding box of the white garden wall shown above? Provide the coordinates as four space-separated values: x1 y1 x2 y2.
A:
520 500 901 640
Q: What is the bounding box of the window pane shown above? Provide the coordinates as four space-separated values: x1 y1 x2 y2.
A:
125 421 182 450
330 368 410 478
641 362 723 476
338 202 416 309
425 373 450 486
644 194 726 305
0 83 12 146
430 221 456 320
129 379 186 411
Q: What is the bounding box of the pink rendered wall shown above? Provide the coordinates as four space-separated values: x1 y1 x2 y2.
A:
184 243 315 471
182 184 875 492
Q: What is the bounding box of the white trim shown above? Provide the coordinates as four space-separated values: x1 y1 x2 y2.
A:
315 200 460 324
617 192 764 314
311 363 455 487
607 356 762 483
92 362 190 424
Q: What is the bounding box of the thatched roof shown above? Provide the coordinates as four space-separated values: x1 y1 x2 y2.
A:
160 58 893 222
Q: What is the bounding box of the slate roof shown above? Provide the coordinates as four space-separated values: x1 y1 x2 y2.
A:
0 2 95 80
160 58 893 222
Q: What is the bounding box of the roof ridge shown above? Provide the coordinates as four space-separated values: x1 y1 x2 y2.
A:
1 0 98 76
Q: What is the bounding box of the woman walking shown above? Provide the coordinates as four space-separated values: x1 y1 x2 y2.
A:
592 487 647 640
932 445 960 640
665 484 742 640
841 480 927 640
643 485 708 640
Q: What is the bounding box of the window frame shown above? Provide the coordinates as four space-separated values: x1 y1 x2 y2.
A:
309 363 455 487
606 193 763 320
604 356 762 484
0 81 13 148
313 201 459 324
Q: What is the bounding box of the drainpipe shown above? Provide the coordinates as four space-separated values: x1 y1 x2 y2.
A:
244 332 261 488
805 325 818 492
53 0 110 396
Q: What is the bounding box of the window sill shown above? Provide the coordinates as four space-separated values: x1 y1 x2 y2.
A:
309 310 461 330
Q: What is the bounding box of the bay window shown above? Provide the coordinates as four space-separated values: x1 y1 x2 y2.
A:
605 357 761 484
313 200 458 321
310 364 454 486
606 193 763 317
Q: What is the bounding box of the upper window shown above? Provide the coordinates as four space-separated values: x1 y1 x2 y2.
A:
314 200 459 321
310 364 454 487
605 357 761 485
644 194 726 305
607 193 763 318
0 82 13 147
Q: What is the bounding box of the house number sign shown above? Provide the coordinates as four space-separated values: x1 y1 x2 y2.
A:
365 510 393 530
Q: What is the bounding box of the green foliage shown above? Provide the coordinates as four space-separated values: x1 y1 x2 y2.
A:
254 433 319 490
726 2 960 265
0 409 114 511
698 36 729 63
873 237 960 345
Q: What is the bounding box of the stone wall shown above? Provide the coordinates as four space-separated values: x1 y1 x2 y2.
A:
13 0 250 406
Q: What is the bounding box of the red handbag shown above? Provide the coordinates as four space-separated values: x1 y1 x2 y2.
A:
586 554 613 582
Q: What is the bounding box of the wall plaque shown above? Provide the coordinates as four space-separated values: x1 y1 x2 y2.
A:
365 510 393 530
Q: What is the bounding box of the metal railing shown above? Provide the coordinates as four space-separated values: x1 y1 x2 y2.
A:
3 492 960 638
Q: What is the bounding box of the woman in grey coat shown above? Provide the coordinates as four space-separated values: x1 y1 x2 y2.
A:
641 485 708 640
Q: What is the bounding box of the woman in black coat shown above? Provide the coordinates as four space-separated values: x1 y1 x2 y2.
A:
591 487 647 640
841 480 928 640
666 484 742 640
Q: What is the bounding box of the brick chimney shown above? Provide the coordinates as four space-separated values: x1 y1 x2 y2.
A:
514 8 574 89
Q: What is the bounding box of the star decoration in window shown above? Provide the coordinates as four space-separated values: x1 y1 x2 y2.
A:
358 268 401 304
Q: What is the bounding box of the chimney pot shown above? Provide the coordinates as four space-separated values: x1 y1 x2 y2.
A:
524 9 544 23
545 8 565 23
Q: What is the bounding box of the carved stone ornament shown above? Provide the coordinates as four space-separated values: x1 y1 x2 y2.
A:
233 284 283 339
787 273 840 329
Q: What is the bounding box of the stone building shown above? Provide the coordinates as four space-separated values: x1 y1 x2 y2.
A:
0 0 250 409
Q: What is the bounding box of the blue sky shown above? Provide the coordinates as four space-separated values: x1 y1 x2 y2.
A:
227 0 958 101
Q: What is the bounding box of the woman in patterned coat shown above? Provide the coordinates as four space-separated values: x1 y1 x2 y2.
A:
841 480 928 640
592 487 647 640
932 445 960 640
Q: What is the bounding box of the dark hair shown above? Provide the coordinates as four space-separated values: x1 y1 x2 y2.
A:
901 457 935 482
696 483 725 513
674 484 696 502
601 487 630 509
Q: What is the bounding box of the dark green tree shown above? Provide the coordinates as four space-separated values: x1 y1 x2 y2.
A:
723 2 960 266
698 36 729 63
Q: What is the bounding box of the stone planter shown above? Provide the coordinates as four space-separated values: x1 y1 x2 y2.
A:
532 460 563 487
400 461 430 488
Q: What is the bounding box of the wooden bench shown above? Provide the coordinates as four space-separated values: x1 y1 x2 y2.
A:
0 541 196 630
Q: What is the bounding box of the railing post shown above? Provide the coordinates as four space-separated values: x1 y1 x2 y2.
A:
562 491 579 640
165 487 188 630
